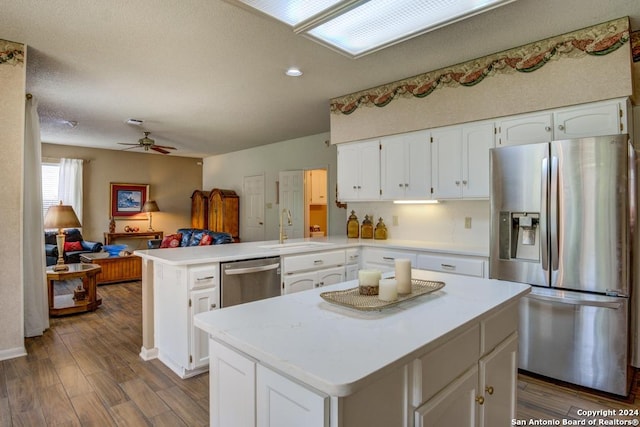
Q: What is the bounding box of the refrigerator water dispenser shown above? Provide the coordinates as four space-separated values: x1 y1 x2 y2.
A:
498 212 539 261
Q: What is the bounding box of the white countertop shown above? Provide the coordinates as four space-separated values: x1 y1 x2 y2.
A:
194 269 529 396
134 236 488 265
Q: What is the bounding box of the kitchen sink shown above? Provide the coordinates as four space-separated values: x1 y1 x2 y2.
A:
259 241 334 250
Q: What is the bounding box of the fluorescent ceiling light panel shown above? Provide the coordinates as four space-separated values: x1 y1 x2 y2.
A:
232 0 517 57
239 0 346 26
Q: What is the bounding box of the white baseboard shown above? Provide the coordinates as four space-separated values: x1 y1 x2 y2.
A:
139 346 159 361
0 346 27 361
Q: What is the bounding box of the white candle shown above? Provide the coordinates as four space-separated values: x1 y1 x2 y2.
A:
358 269 381 286
378 278 398 301
395 259 412 294
358 269 381 295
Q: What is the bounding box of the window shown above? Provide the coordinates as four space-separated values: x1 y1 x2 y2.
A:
42 162 59 219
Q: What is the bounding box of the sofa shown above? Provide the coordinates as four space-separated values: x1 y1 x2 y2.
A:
45 228 103 266
147 228 234 249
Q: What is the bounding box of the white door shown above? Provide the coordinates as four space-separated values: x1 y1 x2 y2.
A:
337 143 361 201
404 130 431 199
478 334 518 427
316 266 345 288
415 365 479 427
243 174 265 242
431 126 463 199
462 121 494 198
283 271 316 294
553 101 622 139
279 170 304 239
381 134 407 200
189 287 218 368
496 111 552 146
257 364 328 427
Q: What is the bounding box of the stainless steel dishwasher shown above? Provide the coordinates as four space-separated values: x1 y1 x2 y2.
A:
220 256 281 308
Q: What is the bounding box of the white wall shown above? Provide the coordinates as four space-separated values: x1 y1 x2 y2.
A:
345 200 490 249
203 132 345 241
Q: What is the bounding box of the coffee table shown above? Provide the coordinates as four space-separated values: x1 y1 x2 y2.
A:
80 252 142 284
46 263 102 316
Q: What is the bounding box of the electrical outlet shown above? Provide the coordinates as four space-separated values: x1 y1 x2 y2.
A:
464 217 472 229
392 215 399 226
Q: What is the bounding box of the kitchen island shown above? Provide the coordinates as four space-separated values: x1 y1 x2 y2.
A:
194 269 529 427
134 237 489 378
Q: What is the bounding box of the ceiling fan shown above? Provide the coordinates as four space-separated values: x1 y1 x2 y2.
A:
118 131 177 154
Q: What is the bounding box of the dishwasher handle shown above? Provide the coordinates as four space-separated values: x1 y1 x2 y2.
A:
527 292 623 309
224 262 280 276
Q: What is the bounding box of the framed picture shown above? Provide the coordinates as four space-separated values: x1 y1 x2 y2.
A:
110 183 149 219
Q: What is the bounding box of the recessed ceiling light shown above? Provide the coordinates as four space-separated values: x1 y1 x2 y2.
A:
232 0 518 58
285 67 303 77
126 118 144 126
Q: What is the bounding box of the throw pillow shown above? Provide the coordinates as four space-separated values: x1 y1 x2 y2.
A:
199 234 213 246
160 233 182 248
64 241 83 251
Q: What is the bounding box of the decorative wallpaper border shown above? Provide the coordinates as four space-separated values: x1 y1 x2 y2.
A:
632 30 640 62
330 17 630 115
0 40 24 66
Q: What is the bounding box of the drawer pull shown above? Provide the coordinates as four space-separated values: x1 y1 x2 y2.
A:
382 256 395 261
485 386 494 395
314 260 324 265
197 276 215 281
440 264 456 270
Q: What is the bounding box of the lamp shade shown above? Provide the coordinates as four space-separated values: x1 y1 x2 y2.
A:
44 202 81 229
142 200 160 213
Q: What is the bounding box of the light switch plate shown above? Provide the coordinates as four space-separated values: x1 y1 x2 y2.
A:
465 217 472 229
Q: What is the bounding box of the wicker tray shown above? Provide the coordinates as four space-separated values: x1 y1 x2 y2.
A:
320 278 445 311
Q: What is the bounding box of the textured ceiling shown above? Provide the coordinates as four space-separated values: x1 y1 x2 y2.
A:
2 0 639 158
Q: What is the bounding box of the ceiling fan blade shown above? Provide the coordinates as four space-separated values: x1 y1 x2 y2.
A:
151 146 171 154
121 145 142 151
154 144 176 150
118 142 141 146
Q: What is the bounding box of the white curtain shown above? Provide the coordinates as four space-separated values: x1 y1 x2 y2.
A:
24 95 49 337
58 158 83 224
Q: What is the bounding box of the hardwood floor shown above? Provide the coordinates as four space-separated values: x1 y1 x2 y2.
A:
1 280 638 426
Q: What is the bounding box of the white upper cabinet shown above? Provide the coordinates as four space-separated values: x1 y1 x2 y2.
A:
432 121 494 199
380 130 431 200
337 139 380 201
553 99 627 139
496 111 553 146
497 98 628 146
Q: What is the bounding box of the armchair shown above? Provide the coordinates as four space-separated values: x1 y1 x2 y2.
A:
45 228 103 266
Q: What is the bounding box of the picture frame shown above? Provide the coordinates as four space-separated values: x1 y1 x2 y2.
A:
110 183 149 219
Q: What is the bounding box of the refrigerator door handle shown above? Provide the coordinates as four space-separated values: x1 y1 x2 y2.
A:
549 156 559 271
540 157 549 274
527 292 623 309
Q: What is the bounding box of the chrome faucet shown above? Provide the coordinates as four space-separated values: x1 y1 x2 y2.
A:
279 209 292 243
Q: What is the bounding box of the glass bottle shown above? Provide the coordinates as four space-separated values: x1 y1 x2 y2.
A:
347 210 359 238
374 217 387 240
361 215 373 239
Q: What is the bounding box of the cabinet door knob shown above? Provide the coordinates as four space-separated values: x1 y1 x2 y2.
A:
399 183 403 187
545 126 551 132
455 181 460 185
462 180 467 185
353 185 357 189
558 124 565 131
210 304 217 309
485 386 494 395
405 183 409 187
475 396 485 405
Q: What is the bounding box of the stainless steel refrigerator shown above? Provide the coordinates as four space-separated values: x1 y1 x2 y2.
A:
489 134 636 396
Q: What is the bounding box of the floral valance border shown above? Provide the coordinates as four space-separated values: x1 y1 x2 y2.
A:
0 40 24 66
330 17 631 116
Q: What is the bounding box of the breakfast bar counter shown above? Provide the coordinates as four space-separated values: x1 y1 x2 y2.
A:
194 269 529 427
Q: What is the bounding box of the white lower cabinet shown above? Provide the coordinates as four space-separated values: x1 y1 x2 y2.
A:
283 266 345 294
207 302 519 427
210 340 256 427
257 364 329 427
155 262 219 378
415 365 479 427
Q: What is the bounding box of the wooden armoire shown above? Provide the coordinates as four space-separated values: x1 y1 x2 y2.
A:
208 188 240 242
190 190 210 229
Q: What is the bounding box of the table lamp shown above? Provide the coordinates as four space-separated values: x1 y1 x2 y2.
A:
44 201 82 271
142 200 160 231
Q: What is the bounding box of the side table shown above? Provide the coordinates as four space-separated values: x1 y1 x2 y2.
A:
104 231 163 245
46 263 102 316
